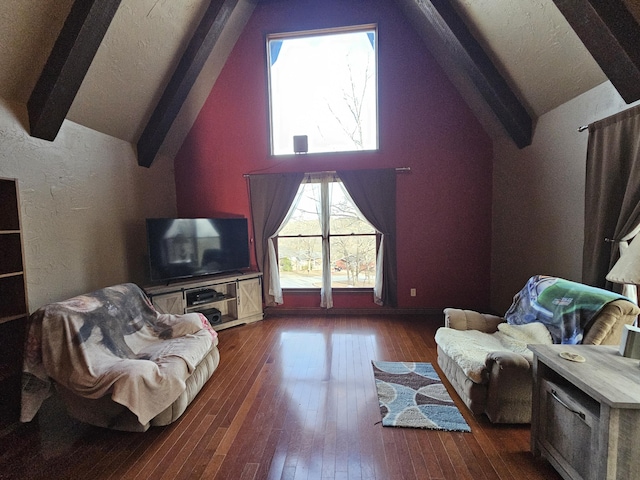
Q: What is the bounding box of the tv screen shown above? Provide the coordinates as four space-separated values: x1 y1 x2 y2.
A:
146 218 250 282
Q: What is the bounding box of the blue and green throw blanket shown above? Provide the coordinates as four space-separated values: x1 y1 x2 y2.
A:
504 275 627 344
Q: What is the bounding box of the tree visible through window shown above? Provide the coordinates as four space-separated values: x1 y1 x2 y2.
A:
277 176 377 289
267 25 378 155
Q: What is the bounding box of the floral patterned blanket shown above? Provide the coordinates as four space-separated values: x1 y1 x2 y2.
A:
21 283 217 426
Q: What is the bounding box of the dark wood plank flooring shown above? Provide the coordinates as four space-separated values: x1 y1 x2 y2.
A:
0 314 562 479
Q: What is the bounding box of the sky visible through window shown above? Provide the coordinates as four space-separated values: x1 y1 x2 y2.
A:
268 26 378 155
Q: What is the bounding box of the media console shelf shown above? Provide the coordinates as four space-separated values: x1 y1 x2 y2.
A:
145 272 263 331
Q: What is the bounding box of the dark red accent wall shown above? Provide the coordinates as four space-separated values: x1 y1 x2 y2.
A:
174 0 493 311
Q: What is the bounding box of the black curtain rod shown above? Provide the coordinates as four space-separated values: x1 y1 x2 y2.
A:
243 167 411 178
578 103 640 132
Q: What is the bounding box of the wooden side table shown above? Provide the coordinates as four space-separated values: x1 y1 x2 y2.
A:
530 344 640 480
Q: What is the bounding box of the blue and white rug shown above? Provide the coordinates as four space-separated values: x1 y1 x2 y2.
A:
372 361 471 432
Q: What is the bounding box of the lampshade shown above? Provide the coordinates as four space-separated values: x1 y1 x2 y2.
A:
607 235 640 284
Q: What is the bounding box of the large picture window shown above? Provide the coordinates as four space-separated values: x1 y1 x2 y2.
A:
277 175 378 289
267 25 378 156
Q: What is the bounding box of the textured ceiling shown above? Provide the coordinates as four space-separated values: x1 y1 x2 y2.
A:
66 0 210 142
0 0 74 104
0 0 618 148
452 0 606 117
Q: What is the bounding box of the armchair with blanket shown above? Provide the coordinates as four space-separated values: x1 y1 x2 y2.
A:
435 276 640 423
20 283 220 432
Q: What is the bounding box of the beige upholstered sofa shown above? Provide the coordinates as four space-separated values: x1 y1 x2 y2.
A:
435 278 639 424
21 283 220 432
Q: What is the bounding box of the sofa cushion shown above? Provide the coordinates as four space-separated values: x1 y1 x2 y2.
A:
151 343 220 427
437 346 488 414
434 322 552 383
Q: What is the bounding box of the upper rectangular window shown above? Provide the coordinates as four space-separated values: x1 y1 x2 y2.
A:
267 25 378 156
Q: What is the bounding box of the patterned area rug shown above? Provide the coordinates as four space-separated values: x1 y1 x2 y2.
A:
372 361 471 432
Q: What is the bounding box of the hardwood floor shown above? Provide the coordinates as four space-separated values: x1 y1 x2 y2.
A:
0 314 562 480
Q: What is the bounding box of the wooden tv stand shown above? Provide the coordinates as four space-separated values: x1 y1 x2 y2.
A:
145 272 263 331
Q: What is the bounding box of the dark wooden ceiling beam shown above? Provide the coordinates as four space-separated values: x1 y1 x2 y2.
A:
27 0 122 142
397 0 532 149
137 0 240 168
552 0 640 104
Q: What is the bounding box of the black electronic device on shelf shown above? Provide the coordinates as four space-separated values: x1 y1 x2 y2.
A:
187 289 215 305
200 307 222 325
187 288 228 306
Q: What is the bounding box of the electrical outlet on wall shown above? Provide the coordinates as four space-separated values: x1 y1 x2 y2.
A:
410 288 416 297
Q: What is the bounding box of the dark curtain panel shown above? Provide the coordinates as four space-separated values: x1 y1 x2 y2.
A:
338 168 398 307
583 104 640 288
249 172 304 306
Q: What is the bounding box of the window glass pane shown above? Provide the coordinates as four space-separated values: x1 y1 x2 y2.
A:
278 178 377 290
330 236 376 288
278 236 323 288
268 26 378 155
279 183 321 236
330 183 376 235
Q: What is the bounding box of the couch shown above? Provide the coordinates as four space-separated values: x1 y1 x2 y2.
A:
21 283 220 432
435 276 640 423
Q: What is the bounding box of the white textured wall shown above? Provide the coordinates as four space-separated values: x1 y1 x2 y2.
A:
0 98 176 311
491 82 631 313
491 82 640 313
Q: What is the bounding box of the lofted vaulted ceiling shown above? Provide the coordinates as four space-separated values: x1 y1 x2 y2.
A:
0 0 639 166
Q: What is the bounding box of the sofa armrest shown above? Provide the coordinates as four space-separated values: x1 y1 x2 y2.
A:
443 308 504 333
582 299 640 345
484 351 533 423
486 351 531 370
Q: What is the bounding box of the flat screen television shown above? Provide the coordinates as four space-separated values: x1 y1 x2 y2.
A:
146 218 251 282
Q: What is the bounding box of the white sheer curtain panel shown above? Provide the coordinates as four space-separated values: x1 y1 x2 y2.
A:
319 176 333 308
267 184 305 304
609 224 640 303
